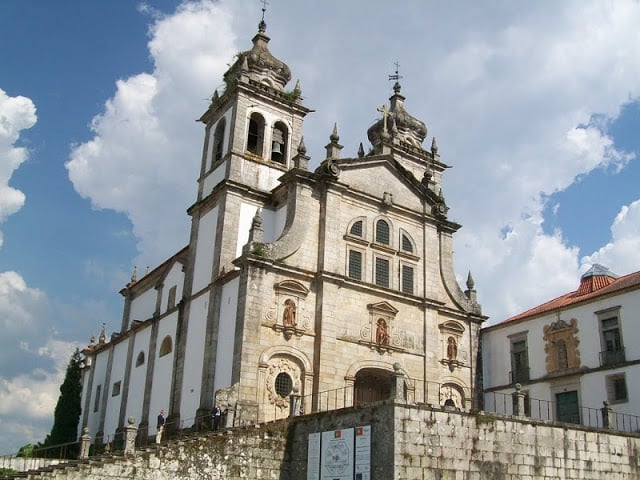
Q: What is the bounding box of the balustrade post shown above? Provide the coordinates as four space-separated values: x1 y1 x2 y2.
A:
390 363 406 403
601 401 614 429
124 417 138 456
79 426 91 459
514 383 526 417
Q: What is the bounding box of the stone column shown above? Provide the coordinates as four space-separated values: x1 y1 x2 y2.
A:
602 401 614 429
79 427 91 459
390 363 406 403
124 417 138 457
514 383 526 417
289 387 301 417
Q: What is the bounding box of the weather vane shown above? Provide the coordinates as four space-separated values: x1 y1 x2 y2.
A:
388 61 403 93
260 0 269 22
388 61 403 82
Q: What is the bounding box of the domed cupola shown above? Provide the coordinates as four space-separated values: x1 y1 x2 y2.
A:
223 19 291 92
367 81 427 150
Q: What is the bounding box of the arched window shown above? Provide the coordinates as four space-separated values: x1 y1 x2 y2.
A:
375 219 390 245
349 220 363 237
401 233 414 253
159 335 173 357
212 118 226 162
270 121 288 164
247 112 265 156
136 351 145 367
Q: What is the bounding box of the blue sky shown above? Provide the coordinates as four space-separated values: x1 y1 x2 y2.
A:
1 0 640 454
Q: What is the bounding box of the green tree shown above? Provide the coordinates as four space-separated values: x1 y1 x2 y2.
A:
42 349 82 455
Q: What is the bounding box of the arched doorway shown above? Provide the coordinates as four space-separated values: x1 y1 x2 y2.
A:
354 368 391 405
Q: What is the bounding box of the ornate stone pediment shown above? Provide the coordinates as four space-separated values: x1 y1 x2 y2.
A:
367 301 399 316
543 317 580 374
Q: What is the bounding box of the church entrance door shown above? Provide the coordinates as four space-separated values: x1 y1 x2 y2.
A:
354 368 391 406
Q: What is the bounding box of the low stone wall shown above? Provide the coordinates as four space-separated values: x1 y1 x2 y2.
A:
0 457 60 474
7 423 288 480
7 403 640 479
394 404 640 479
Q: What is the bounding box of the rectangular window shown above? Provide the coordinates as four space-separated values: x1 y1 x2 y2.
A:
401 265 414 294
599 314 625 366
375 257 390 288
112 381 121 397
510 338 529 383
606 374 628 403
94 385 102 413
348 250 362 280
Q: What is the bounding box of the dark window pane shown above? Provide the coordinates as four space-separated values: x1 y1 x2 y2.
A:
376 220 390 245
375 257 389 287
401 234 413 253
348 250 362 280
401 265 414 294
350 220 363 237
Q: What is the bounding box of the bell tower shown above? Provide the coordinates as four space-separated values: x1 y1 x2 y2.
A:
195 17 312 203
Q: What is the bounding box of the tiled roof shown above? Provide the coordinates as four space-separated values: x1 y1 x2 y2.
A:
487 268 640 329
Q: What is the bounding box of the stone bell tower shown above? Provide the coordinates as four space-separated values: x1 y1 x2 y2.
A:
168 16 313 426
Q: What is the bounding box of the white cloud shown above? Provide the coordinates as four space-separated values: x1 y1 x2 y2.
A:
66 1 238 266
0 88 37 244
581 199 640 273
0 270 81 453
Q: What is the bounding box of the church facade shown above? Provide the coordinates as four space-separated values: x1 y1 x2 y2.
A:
78 19 485 443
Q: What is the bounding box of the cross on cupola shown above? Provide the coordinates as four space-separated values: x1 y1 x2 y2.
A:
388 61 403 93
259 0 269 32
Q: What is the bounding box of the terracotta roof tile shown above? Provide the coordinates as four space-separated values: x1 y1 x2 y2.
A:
487 269 640 329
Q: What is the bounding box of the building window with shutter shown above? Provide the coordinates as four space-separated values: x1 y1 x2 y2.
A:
401 264 414 294
375 220 390 245
606 373 628 404
375 257 390 288
348 250 363 280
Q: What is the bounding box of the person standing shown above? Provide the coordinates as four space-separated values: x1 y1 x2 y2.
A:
156 409 166 444
212 405 222 431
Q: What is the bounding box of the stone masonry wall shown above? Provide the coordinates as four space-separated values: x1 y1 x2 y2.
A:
7 403 640 479
9 423 289 480
394 404 640 480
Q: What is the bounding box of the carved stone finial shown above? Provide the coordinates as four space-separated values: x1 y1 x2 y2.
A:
431 137 438 155
466 271 475 291
293 79 302 97
330 122 339 143
212 90 219 102
130 266 137 284
357 142 365 158
297 137 307 156
241 55 249 72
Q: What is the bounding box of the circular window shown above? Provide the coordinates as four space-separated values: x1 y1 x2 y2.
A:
274 372 293 398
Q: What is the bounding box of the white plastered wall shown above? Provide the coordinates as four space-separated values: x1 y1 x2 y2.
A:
213 276 239 394
180 293 208 420
125 326 151 427
192 206 218 293
102 340 128 441
129 288 158 324
161 262 184 314
86 349 108 436
149 313 178 432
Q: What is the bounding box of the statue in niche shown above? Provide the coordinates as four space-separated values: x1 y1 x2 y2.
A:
376 318 390 346
447 336 458 360
282 299 297 327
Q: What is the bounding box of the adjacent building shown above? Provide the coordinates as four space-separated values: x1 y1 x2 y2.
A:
79 18 485 444
482 264 640 431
